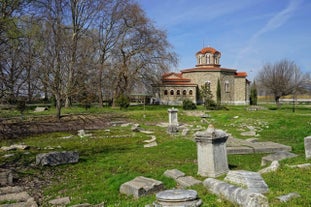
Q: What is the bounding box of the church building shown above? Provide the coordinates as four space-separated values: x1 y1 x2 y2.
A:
152 47 250 105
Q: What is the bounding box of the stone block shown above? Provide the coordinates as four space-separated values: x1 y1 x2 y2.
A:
287 163 311 169
163 169 185 180
34 107 48 112
0 191 31 202
0 186 23 195
304 136 311 159
258 160 280 174
176 176 202 188
224 170 269 194
261 151 297 166
119 176 164 198
203 178 269 207
144 141 158 148
277 192 300 203
0 169 13 186
1 144 29 151
48 197 70 205
36 151 79 166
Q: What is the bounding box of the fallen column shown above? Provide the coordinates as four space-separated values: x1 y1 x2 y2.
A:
203 178 269 207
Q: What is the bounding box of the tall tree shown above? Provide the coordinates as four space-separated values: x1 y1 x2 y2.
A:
249 81 257 105
109 2 177 106
94 0 126 107
216 78 221 106
0 0 26 103
64 0 99 107
35 0 68 119
257 59 306 107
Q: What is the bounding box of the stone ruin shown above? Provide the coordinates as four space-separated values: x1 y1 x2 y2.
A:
119 176 164 198
36 151 79 166
167 107 179 134
194 124 229 177
304 136 311 159
153 189 202 207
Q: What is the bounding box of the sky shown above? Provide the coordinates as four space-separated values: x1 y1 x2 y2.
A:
137 0 311 81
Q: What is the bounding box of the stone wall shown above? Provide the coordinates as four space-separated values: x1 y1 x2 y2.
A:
183 71 220 103
234 77 248 105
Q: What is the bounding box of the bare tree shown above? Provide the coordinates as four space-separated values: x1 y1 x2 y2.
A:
109 2 177 106
35 0 69 119
257 59 306 107
93 0 128 106
0 0 27 103
64 0 99 107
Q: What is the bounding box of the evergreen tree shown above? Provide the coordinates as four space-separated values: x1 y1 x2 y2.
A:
200 84 216 109
217 79 221 106
250 81 258 105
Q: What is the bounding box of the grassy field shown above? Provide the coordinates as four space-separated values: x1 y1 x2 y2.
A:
0 104 311 206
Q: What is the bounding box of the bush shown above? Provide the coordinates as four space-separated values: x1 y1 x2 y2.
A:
182 99 197 110
116 95 130 109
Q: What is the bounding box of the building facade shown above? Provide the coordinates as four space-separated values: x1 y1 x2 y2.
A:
152 47 250 105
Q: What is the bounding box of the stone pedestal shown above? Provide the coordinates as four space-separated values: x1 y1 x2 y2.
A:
167 108 178 134
304 136 311 159
153 189 202 206
194 125 229 177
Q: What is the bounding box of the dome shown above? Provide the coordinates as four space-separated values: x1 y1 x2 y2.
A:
196 47 221 55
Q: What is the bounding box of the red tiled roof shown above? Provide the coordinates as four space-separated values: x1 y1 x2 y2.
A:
160 82 197 86
162 72 182 78
181 67 237 73
196 47 221 55
235 72 247 77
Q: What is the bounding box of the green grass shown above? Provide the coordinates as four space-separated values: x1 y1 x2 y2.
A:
0 104 311 206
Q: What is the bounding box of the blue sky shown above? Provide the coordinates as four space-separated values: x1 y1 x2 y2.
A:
137 0 311 81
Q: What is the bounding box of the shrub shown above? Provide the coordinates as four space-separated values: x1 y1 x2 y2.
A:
116 95 130 109
182 99 197 110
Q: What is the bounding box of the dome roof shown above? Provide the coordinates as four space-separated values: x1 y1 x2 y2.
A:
196 47 221 55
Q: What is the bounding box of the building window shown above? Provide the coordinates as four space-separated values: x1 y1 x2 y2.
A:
170 90 174 95
206 54 210 64
176 90 180 95
205 81 211 89
189 90 193 95
225 81 230 92
182 90 187 96
199 55 202 64
164 90 168 95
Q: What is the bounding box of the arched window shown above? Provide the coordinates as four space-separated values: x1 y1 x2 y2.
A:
206 54 210 64
225 81 230 92
176 90 180 95
189 90 193 95
170 90 174 95
199 55 203 64
182 90 187 96
205 81 211 89
164 90 168 95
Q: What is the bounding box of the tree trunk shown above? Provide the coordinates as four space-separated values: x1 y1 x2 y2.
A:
97 66 104 107
275 96 281 108
55 95 62 120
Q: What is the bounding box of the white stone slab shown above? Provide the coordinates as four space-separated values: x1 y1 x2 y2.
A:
163 169 185 180
224 170 269 194
176 176 202 188
261 151 297 166
119 176 164 198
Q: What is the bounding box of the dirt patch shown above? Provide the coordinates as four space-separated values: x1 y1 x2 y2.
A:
0 113 127 139
0 113 128 205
